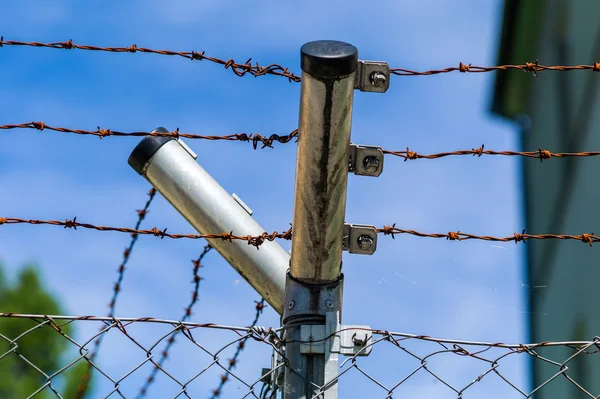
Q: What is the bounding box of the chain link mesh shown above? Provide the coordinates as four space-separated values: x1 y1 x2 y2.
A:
1 313 598 398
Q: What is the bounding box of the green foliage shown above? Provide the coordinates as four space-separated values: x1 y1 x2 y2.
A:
0 263 93 398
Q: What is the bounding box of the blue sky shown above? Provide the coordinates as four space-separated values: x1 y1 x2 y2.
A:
0 1 529 398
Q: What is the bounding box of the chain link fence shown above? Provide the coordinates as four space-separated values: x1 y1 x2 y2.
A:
1 313 599 398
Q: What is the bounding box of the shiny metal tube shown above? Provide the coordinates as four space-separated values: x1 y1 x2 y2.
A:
290 41 358 283
284 40 358 399
128 132 289 314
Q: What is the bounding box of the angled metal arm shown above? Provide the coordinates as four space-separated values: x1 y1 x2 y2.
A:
128 133 289 315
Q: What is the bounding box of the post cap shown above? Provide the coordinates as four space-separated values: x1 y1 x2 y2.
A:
301 40 358 79
128 127 174 175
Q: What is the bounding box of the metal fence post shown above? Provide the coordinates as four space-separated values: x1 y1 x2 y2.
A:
128 132 290 314
282 40 358 399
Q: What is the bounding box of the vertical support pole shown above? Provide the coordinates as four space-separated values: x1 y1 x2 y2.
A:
283 40 358 399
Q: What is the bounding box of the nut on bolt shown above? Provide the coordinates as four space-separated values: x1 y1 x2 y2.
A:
370 71 387 87
357 235 374 250
352 333 367 347
363 156 380 173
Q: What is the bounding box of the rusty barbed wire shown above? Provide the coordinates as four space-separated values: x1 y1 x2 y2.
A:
0 122 299 150
378 224 599 246
3 38 600 81
390 60 600 76
75 188 157 399
385 144 600 162
0 217 293 247
2 216 599 247
210 299 267 399
0 37 301 82
137 244 213 399
7 122 600 162
2 313 600 398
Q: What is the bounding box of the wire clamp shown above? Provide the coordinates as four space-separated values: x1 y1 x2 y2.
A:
354 60 391 93
342 223 378 255
348 143 384 177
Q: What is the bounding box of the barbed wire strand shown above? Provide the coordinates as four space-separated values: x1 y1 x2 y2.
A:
0 122 298 150
1 217 599 247
3 38 600 80
6 122 600 162
384 145 600 162
0 217 293 247
390 60 600 76
74 188 157 399
210 299 267 398
137 244 213 399
0 37 301 82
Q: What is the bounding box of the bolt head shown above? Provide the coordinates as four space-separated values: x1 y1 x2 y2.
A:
357 235 374 250
352 334 367 346
362 156 380 173
370 71 387 87
288 300 295 310
326 300 334 309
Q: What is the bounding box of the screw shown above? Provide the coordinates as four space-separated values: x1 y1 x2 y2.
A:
326 300 334 309
288 300 295 310
357 235 374 250
370 71 387 87
362 156 380 173
352 333 367 347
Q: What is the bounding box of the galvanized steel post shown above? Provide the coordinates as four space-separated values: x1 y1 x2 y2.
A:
283 40 358 399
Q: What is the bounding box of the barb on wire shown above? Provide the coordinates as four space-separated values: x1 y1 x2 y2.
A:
137 244 213 399
385 144 600 162
2 217 599 246
0 217 294 247
8 122 600 162
391 60 600 76
75 188 157 399
0 37 301 82
0 122 299 150
378 224 599 246
210 299 267 398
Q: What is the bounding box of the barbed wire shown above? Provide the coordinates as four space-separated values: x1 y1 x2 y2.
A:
390 60 600 76
137 244 213 399
0 217 293 247
0 122 298 150
6 122 600 162
74 188 157 399
3 38 600 81
2 216 599 247
2 313 600 398
0 37 301 82
210 299 267 399
384 145 600 162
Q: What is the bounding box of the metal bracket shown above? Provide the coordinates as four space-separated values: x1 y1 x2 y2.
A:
342 223 378 255
348 143 384 177
177 138 198 160
283 273 343 324
232 193 253 216
299 324 373 356
354 60 391 93
261 350 285 387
